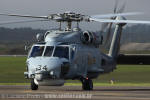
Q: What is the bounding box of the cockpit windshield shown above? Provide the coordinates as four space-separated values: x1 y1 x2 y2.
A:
53 46 69 59
29 45 69 59
30 46 45 57
44 46 54 57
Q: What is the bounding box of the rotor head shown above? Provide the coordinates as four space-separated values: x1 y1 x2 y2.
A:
48 11 84 22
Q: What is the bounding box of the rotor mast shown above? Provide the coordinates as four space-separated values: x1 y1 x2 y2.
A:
54 11 84 31
65 20 79 31
67 21 72 30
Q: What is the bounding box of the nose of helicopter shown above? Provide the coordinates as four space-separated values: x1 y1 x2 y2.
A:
27 57 69 80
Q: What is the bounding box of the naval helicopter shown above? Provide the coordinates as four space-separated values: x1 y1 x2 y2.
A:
1 7 150 91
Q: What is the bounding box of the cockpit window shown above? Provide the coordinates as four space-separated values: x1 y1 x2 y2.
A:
44 46 54 57
71 49 75 59
53 46 69 59
30 46 45 57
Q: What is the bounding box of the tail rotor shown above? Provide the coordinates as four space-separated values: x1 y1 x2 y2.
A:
102 0 126 47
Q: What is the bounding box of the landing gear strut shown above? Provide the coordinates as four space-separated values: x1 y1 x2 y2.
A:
80 78 93 91
31 79 38 90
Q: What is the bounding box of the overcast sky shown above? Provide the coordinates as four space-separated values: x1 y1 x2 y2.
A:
0 0 150 30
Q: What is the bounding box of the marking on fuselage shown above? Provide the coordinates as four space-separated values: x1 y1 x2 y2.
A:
88 53 96 65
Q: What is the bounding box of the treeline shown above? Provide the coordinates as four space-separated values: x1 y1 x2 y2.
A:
0 27 46 54
0 25 150 44
0 27 46 43
122 25 150 44
100 25 150 45
0 25 150 54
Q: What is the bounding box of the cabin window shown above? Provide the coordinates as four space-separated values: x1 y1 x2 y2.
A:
44 46 54 57
71 46 76 60
53 46 69 59
30 46 45 57
71 50 75 60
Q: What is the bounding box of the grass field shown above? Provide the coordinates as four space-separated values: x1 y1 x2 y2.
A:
0 56 150 86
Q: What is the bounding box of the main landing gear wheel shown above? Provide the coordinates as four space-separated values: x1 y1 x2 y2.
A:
81 78 93 91
31 79 38 90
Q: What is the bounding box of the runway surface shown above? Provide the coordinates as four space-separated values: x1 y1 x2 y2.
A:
0 85 150 100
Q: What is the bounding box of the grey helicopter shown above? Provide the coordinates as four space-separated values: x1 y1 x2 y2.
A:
1 4 150 91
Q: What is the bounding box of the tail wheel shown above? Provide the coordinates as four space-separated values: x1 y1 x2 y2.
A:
31 79 38 90
81 78 93 91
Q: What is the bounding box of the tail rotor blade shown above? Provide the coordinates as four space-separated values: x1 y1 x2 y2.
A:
114 0 119 13
101 23 109 31
103 0 119 46
117 1 126 13
103 0 126 46
104 23 113 46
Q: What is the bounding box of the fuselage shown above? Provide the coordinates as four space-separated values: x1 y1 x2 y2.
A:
25 29 116 86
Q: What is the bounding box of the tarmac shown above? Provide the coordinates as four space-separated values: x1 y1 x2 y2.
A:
0 85 150 100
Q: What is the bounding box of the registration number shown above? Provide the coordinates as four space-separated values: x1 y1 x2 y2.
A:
36 65 48 71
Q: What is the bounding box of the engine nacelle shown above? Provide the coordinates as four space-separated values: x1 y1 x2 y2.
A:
81 31 103 46
36 33 44 42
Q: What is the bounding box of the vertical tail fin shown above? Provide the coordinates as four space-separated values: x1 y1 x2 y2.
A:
108 17 126 59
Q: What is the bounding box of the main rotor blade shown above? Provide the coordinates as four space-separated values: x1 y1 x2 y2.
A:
0 19 49 25
91 12 142 19
0 13 48 19
90 18 150 24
